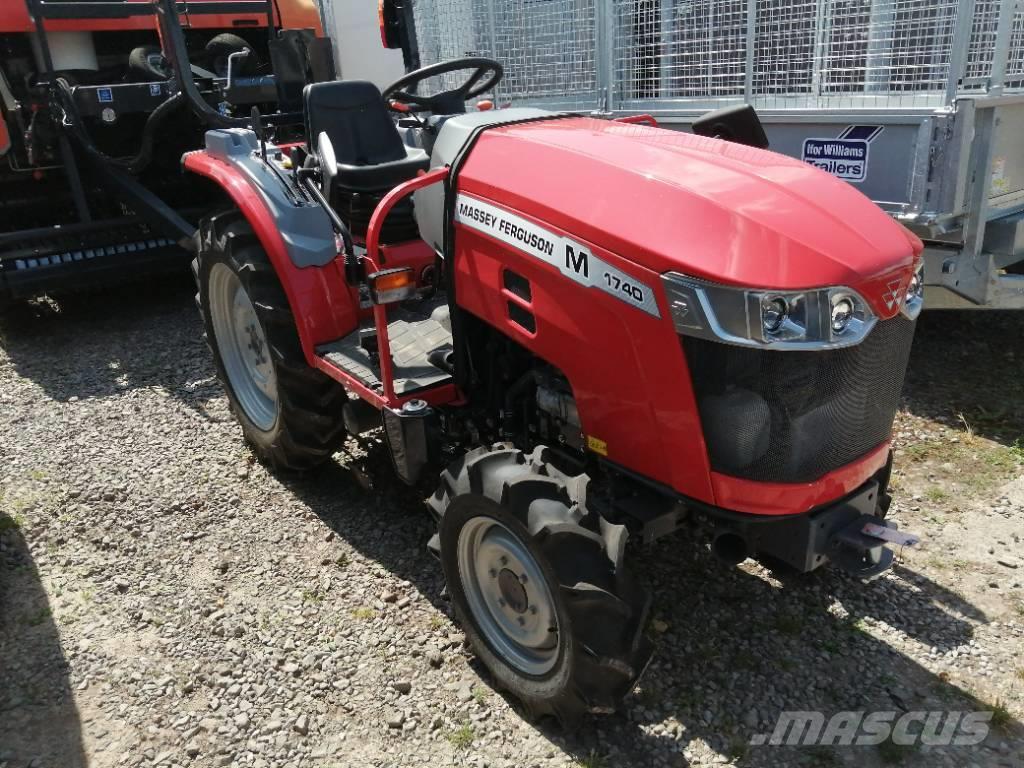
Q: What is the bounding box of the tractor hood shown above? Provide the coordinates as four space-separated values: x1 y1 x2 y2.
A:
451 115 922 318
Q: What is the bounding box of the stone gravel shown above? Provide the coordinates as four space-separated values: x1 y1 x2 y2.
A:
0 283 1021 768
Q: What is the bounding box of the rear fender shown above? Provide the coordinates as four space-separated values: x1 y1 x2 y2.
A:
182 132 358 361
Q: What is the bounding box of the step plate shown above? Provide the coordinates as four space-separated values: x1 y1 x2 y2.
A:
318 299 453 396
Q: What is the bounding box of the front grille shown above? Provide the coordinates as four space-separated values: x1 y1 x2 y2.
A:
683 315 916 484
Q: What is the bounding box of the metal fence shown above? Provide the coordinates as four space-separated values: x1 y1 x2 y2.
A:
408 0 1024 112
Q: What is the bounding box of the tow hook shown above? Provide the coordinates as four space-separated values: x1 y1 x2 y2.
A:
829 515 920 581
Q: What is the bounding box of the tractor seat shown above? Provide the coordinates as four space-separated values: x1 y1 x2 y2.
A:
303 80 428 192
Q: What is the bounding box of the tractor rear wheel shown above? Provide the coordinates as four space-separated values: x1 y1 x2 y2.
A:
195 211 348 470
429 445 652 725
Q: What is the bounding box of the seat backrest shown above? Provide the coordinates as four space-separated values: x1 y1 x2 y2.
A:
303 80 408 167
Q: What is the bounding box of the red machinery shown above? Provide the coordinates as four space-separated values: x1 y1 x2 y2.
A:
0 0 330 305
183 37 924 721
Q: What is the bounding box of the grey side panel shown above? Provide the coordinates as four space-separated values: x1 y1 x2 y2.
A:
200 129 336 268
413 108 555 254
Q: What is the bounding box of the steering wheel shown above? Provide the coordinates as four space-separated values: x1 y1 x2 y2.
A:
381 57 503 115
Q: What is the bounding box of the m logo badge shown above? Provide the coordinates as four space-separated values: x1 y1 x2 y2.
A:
882 279 905 311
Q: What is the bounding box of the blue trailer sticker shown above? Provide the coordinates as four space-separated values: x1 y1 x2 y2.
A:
801 125 883 183
97 87 114 103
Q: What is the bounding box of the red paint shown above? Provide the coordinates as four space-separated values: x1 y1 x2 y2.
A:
0 114 10 157
614 114 658 127
710 443 891 516
0 1 281 34
459 117 922 319
182 151 357 361
365 167 449 402
452 118 920 514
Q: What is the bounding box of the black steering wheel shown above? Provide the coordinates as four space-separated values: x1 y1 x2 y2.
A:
381 57 503 115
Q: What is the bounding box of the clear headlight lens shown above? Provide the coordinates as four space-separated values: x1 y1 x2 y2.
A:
662 274 877 350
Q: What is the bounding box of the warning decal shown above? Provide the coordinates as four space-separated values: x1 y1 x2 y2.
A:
454 194 660 318
801 125 883 183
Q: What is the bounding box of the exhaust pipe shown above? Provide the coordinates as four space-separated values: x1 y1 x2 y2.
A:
712 532 749 565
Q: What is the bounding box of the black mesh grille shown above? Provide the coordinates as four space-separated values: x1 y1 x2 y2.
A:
683 316 916 483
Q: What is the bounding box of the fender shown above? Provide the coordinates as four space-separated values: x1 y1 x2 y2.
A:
182 135 358 363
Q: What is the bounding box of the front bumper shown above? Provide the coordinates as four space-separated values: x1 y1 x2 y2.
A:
706 455 915 579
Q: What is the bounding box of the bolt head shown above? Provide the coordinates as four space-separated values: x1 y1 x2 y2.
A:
488 568 497 578
499 555 508 566
529 605 537 615
519 573 528 584
497 597 506 607
516 616 525 626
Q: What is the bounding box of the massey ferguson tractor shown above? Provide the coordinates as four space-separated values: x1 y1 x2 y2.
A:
0 0 329 306
179 11 925 723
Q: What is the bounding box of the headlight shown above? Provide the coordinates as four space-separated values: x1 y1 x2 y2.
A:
662 274 877 350
902 261 924 319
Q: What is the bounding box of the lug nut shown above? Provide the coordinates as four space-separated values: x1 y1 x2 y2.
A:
489 568 497 578
499 555 508 566
529 605 537 615
517 617 525 626
519 573 528 584
498 598 506 607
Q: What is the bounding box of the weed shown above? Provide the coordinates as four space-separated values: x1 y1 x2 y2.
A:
989 698 1013 732
575 751 607 768
351 607 375 620
924 485 948 502
428 615 444 631
301 589 323 604
333 553 350 569
0 512 25 534
24 606 51 626
447 722 474 750
472 686 488 706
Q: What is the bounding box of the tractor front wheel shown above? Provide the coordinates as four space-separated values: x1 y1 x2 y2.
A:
430 445 652 725
195 211 347 470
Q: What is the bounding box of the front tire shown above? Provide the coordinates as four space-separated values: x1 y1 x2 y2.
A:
430 445 652 725
195 210 348 470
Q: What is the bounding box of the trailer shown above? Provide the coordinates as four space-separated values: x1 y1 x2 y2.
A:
395 0 1024 309
0 0 332 307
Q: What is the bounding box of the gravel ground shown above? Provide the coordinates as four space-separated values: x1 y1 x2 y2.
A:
1 281 1022 768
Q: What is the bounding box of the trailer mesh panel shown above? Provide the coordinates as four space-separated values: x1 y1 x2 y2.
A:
682 315 916 485
409 0 1024 112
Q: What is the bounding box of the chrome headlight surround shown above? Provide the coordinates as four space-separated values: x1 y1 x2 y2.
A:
902 261 924 320
662 273 877 350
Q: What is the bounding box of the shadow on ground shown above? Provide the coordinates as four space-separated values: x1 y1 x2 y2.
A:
0 511 86 768
903 311 1024 446
283 441 1022 768
0 276 221 419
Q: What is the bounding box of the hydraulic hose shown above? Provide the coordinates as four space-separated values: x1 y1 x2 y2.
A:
54 78 186 175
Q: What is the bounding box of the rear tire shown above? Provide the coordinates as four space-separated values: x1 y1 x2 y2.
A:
429 445 652 725
195 210 347 470
205 34 259 78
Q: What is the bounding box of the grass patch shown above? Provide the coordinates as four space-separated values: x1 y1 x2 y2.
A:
428 615 444 631
924 485 948 502
333 553 350 569
350 607 375 620
472 686 488 706
900 435 1023 494
576 751 608 768
989 698 1013 732
447 721 474 750
0 512 25 534
301 589 323 604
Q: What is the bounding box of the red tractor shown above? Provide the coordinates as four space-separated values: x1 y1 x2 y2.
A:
0 0 329 306
182 22 925 723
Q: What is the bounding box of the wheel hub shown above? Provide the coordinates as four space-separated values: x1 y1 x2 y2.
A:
497 568 528 614
208 263 278 431
457 517 560 676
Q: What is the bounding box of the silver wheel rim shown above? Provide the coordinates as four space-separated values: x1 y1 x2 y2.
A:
209 262 278 431
457 516 560 676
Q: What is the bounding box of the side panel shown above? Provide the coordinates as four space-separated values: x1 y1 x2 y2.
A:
450 191 717 505
182 151 358 361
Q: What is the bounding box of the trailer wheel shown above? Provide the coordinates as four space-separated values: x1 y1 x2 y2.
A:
128 46 171 82
195 211 347 470
206 34 260 78
429 445 652 725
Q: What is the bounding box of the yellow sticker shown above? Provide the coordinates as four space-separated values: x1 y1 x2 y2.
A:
586 435 608 456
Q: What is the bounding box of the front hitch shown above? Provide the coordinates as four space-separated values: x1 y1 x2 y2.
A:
829 516 920 581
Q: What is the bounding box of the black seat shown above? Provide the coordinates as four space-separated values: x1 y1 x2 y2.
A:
303 80 428 192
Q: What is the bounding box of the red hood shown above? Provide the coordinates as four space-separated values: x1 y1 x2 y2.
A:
456 116 922 319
